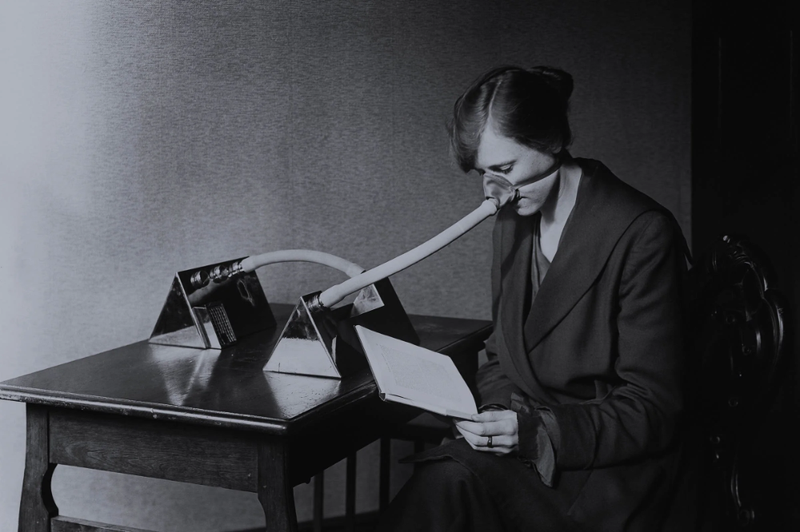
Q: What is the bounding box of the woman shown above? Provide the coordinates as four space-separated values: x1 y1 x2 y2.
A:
377 66 696 531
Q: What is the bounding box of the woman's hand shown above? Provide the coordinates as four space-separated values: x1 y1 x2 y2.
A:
454 410 518 455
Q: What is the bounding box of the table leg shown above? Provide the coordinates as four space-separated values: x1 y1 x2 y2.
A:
19 405 58 532
258 440 297 532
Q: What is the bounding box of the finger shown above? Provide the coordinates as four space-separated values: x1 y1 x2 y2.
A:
483 434 516 450
471 410 517 422
454 420 485 436
456 425 488 449
456 427 516 452
455 419 515 437
455 425 482 450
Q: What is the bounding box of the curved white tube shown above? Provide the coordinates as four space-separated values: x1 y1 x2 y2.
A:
241 250 365 278
318 199 499 309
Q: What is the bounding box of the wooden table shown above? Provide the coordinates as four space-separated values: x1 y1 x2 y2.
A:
0 303 491 532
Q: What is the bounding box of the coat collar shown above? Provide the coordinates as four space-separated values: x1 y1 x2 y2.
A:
497 159 661 358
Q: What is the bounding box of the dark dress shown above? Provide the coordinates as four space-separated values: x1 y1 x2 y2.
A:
377 159 697 532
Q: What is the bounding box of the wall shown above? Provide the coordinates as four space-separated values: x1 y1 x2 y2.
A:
0 1 690 529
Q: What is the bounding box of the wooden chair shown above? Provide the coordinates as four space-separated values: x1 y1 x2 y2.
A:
686 235 790 529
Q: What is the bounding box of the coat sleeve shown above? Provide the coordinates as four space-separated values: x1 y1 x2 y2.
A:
527 211 687 470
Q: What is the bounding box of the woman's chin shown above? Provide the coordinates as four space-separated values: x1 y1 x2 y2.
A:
513 200 543 217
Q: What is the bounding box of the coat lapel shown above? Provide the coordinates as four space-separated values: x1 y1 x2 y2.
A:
521 159 655 353
495 205 540 393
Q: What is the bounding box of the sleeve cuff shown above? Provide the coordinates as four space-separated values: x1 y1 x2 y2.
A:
511 395 558 488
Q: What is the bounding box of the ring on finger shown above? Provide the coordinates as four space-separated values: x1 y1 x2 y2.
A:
487 435 493 448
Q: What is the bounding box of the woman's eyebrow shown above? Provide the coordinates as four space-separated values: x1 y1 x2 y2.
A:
487 160 515 171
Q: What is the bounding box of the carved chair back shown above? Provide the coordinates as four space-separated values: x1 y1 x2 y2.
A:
686 235 789 529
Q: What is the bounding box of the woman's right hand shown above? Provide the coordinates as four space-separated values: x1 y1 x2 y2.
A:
454 410 519 455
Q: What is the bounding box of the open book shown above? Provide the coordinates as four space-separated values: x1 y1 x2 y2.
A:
355 325 478 420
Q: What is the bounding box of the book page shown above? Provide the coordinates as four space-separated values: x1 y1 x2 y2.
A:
355 325 477 418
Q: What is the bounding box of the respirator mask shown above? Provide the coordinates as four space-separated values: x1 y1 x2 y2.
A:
482 155 564 209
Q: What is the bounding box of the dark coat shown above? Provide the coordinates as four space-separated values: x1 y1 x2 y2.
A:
410 158 696 531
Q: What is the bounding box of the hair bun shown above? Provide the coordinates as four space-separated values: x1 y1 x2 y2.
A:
529 66 573 101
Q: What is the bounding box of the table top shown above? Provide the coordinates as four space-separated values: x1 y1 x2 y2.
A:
0 304 491 436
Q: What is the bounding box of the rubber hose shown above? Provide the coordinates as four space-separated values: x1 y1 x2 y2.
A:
318 199 499 308
241 250 364 278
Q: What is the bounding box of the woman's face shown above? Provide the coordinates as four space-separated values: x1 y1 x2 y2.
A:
475 123 559 216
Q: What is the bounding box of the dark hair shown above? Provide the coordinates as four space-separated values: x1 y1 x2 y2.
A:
448 65 574 172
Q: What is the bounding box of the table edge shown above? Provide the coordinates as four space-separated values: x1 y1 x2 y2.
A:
0 318 492 436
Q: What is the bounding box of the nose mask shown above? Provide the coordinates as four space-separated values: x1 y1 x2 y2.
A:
482 156 563 207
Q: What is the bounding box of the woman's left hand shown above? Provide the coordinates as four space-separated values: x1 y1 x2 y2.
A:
454 410 518 455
